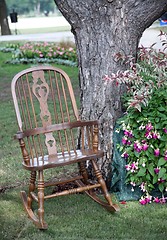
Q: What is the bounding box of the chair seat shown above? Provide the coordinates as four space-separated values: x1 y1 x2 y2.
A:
22 149 104 170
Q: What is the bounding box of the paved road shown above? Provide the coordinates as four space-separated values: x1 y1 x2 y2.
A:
0 16 166 50
0 31 74 43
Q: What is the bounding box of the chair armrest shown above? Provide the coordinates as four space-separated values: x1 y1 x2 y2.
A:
14 120 99 138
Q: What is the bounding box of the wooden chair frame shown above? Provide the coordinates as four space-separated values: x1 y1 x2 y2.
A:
11 66 119 229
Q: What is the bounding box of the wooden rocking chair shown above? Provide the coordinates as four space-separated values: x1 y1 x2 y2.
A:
11 66 119 229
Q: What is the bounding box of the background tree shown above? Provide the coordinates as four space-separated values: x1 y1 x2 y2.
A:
54 0 167 186
6 0 56 15
0 0 11 35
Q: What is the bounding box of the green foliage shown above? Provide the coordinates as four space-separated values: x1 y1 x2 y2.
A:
115 32 167 204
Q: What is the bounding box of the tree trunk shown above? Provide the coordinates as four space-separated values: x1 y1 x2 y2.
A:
54 0 167 185
34 1 41 15
0 0 11 35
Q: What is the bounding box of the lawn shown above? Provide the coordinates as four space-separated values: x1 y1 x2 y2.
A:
0 43 167 240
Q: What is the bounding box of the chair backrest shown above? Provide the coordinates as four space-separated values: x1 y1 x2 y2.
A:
11 66 80 160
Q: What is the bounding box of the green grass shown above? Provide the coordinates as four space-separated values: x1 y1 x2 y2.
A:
1 188 167 240
1 44 167 240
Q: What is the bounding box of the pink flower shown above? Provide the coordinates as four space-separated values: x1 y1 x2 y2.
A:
140 182 146 192
128 130 133 138
142 143 149 151
160 197 166 204
145 131 152 139
130 162 138 172
154 167 160 174
164 151 167 160
39 53 43 58
127 140 131 145
124 130 129 136
163 128 167 134
122 137 127 145
145 196 152 204
139 195 152 205
145 123 153 131
121 152 129 159
152 131 160 139
158 178 165 184
134 141 142 152
125 164 131 171
154 148 160 156
139 198 147 205
125 162 138 172
153 197 160 203
124 130 133 138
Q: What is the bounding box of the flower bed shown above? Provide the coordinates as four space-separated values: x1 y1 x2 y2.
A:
0 42 77 66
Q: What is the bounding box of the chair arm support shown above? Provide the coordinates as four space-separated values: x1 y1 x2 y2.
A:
14 120 99 139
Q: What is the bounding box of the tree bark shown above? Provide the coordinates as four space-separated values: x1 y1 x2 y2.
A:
54 0 167 185
0 0 11 35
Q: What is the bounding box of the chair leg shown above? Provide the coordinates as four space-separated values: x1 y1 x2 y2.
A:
37 170 47 229
91 160 113 203
88 159 119 212
78 162 89 184
27 171 36 209
20 170 47 229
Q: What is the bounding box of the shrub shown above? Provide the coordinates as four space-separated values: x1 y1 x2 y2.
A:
106 32 167 204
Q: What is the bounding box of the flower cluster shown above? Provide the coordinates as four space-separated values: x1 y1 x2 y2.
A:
115 33 167 204
139 195 167 205
16 42 77 62
117 116 167 204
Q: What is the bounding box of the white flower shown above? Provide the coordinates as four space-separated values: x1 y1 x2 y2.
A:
130 182 136 186
139 124 145 130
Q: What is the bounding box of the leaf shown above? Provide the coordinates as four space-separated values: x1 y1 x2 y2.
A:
158 183 165 193
155 118 160 123
146 174 151 181
158 107 166 112
158 168 166 179
158 158 167 167
159 113 167 119
146 151 152 158
148 183 154 190
161 136 167 141
148 164 154 176
153 175 158 184
134 151 140 158
137 167 146 177
155 123 162 129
